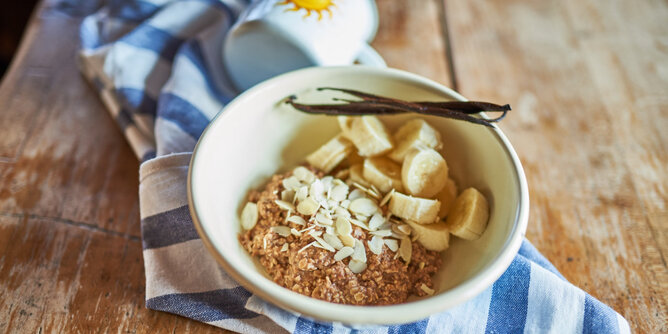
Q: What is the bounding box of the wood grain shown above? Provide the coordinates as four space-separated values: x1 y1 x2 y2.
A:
444 0 667 332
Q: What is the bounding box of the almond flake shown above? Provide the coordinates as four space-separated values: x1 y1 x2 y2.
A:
349 198 379 216
348 189 366 201
281 189 296 203
335 217 353 236
309 179 326 201
323 233 344 250
240 202 258 230
352 240 367 262
315 212 333 225
280 243 289 252
368 235 384 255
298 241 316 253
308 230 323 238
379 189 395 207
290 228 302 237
339 234 356 248
270 226 292 237
420 284 435 295
366 185 381 199
369 229 393 237
293 166 316 184
419 262 425 270
330 184 349 202
296 186 309 202
399 237 412 264
349 218 370 230
340 199 351 209
297 197 320 216
368 212 385 231
334 207 351 219
282 176 302 190
384 239 399 252
298 225 315 233
397 224 412 235
348 259 367 274
334 246 354 261
313 235 336 252
287 215 306 226
274 199 295 211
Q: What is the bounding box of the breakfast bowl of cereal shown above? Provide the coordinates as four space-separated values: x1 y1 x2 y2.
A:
187 66 529 325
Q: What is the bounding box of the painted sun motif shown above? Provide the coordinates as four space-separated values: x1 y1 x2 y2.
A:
277 0 337 20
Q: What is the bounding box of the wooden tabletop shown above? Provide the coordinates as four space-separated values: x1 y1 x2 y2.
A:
0 0 665 332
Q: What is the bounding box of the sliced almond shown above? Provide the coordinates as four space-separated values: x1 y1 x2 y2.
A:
297 197 319 216
340 199 351 209
420 284 435 295
330 184 350 202
339 234 356 248
384 239 399 252
348 189 366 201
287 215 306 226
336 217 353 236
379 188 395 207
313 235 336 252
368 235 384 255
315 212 333 225
293 166 316 184
369 229 393 237
334 246 354 261
349 218 370 230
348 259 367 274
270 226 291 237
280 243 289 252
335 168 350 180
241 202 258 230
334 207 351 219
349 198 379 216
323 233 344 250
281 189 296 203
282 176 302 190
309 179 326 201
290 228 302 237
296 186 309 202
352 240 367 263
298 241 316 253
274 199 295 212
368 212 385 231
399 237 412 264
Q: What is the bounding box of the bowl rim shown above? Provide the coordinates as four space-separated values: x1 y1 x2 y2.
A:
187 66 529 325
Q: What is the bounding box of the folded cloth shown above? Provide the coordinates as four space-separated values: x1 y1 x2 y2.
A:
78 1 631 333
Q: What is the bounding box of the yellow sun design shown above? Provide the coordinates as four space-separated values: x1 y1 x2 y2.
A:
278 0 337 20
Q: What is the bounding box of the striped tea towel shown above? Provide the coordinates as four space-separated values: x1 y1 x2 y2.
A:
77 0 631 333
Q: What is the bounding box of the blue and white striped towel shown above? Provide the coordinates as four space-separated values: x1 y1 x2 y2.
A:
78 1 631 333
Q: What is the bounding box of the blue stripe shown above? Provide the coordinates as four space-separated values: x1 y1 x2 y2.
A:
387 318 429 334
157 92 210 139
141 205 200 249
485 256 531 334
146 287 260 322
583 294 619 334
108 0 162 22
293 317 333 334
121 24 185 60
117 87 157 115
180 40 231 103
518 239 565 280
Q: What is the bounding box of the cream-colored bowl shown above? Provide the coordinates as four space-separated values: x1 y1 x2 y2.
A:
188 66 529 325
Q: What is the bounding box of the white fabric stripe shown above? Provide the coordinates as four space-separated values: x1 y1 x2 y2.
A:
426 284 493 334
163 53 224 119
245 295 299 333
143 239 238 299
139 153 191 218
617 313 631 334
523 262 585 334
195 18 240 99
145 1 224 38
154 116 199 157
208 316 288 334
104 43 170 98
124 125 156 160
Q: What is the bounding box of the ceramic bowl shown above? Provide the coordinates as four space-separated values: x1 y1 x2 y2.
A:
188 66 529 325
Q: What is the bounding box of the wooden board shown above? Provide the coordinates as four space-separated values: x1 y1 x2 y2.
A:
444 0 668 332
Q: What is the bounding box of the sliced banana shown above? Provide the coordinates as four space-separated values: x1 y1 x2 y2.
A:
306 134 354 173
444 187 489 240
436 178 458 218
348 164 371 188
405 220 450 251
363 157 403 193
341 116 393 157
388 192 440 224
402 146 448 198
388 119 443 163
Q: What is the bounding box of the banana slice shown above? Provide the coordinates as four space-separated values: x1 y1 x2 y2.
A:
388 192 440 224
363 157 403 193
388 119 442 163
306 134 353 173
436 178 458 218
444 187 489 240
402 146 448 198
405 220 450 251
341 116 393 157
348 164 371 188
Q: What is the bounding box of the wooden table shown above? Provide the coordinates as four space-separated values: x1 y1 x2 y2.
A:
1 0 665 332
